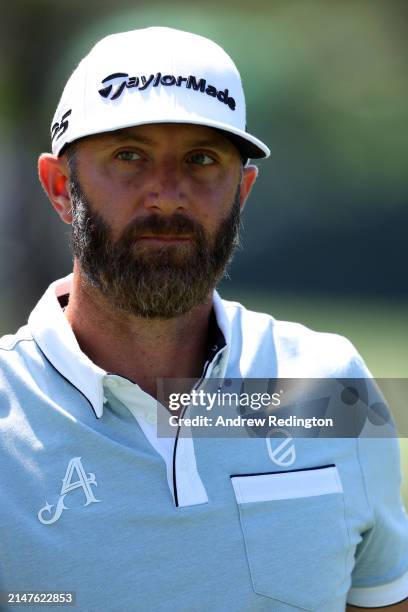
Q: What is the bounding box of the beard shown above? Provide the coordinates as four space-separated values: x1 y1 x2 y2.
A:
68 171 242 319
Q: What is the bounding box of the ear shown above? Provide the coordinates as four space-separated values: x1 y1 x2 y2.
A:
38 153 73 224
239 164 258 211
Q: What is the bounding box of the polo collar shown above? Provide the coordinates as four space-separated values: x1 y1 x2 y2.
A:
28 273 231 419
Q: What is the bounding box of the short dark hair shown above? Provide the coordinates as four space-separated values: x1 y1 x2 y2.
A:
63 142 77 173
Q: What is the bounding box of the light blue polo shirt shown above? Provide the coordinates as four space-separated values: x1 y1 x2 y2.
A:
0 274 407 611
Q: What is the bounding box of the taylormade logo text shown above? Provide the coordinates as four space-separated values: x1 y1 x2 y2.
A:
98 72 236 110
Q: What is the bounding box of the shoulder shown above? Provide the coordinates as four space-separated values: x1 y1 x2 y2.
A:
219 296 369 378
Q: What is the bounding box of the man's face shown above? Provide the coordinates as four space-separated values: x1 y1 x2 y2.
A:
67 123 246 319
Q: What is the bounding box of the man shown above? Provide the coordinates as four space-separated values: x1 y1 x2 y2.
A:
0 26 407 611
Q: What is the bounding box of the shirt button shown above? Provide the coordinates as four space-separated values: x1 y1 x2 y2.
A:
146 413 157 425
108 379 118 388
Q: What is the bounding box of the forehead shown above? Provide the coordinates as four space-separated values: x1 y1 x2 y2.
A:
76 123 240 155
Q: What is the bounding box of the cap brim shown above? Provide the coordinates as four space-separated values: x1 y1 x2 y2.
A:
192 117 270 159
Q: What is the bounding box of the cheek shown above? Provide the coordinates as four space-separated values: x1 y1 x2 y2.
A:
82 174 139 231
191 181 237 227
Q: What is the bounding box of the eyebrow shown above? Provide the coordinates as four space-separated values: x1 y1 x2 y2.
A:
187 138 232 152
100 128 233 152
108 130 156 145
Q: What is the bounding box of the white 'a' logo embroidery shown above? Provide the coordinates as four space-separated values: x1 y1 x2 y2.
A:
38 457 100 525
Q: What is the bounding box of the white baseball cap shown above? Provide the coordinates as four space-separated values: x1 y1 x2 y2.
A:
51 26 270 159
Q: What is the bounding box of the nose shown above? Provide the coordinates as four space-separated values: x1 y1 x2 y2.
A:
143 159 187 214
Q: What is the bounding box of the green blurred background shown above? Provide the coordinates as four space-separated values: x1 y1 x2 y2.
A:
1 1 407 500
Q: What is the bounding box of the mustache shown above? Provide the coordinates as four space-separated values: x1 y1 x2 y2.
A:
120 213 205 241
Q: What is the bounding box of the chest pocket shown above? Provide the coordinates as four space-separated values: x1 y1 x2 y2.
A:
230 465 349 610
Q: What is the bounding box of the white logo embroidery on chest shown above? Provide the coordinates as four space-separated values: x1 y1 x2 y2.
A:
266 429 296 467
38 457 100 525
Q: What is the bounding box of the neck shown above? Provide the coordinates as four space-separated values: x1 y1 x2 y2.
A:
64 265 214 398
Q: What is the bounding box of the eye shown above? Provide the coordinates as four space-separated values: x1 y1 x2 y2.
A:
188 152 215 166
116 150 142 162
